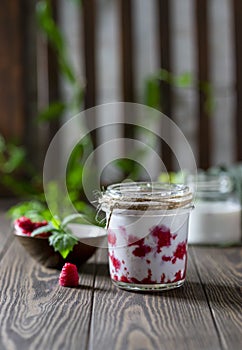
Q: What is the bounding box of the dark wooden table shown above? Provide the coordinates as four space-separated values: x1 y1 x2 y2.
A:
0 202 241 350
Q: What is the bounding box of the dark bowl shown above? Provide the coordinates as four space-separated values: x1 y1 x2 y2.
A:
15 224 107 269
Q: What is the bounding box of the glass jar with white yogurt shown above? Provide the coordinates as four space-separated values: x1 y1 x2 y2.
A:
99 182 193 292
188 174 241 245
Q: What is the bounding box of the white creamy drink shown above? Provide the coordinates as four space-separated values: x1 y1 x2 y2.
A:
108 210 190 287
99 182 194 291
187 173 241 245
189 201 241 244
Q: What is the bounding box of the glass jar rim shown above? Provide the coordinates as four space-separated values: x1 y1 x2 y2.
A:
187 173 234 194
99 181 193 211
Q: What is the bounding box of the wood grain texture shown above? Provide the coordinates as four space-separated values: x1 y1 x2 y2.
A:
0 213 12 259
0 200 17 257
88 248 221 350
191 246 242 350
0 239 96 350
0 202 241 350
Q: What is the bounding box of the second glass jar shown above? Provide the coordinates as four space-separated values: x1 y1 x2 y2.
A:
188 173 241 245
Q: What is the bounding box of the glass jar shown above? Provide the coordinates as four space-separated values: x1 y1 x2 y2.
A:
188 174 241 245
99 182 193 292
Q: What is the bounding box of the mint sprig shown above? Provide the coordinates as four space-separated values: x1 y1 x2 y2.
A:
49 230 78 259
31 223 55 237
30 214 84 259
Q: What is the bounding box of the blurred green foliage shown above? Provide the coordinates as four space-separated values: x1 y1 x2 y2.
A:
144 68 214 114
1 0 215 224
36 0 84 121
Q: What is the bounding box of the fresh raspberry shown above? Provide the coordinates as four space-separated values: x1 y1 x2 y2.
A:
14 217 34 235
59 263 79 287
14 217 49 237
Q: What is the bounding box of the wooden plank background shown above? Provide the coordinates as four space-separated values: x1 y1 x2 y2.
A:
0 0 241 176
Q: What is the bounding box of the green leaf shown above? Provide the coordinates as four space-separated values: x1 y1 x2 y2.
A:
3 145 26 173
173 72 193 88
62 213 87 227
158 68 171 83
144 78 160 109
7 201 48 220
31 223 55 237
157 171 186 184
36 1 64 52
49 230 78 259
51 216 61 229
58 58 76 84
38 101 66 122
199 81 215 114
0 134 6 152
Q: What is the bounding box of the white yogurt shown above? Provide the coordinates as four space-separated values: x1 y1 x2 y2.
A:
188 201 241 244
107 209 191 288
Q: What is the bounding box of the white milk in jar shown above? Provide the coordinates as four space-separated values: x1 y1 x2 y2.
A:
188 174 241 245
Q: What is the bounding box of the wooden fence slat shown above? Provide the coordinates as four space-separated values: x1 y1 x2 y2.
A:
195 0 211 169
119 0 135 103
82 0 97 110
22 0 38 165
48 1 60 141
82 0 97 149
0 0 25 141
157 0 173 171
119 0 135 144
35 0 60 164
232 0 242 161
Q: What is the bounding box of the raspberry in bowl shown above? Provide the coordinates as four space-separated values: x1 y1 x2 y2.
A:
14 217 106 269
14 217 50 237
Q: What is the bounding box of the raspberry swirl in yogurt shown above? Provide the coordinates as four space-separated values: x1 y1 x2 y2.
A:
108 224 187 286
100 182 193 291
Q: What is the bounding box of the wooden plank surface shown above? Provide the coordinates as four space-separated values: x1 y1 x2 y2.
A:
0 239 95 350
191 246 242 350
89 248 221 350
0 200 18 257
0 202 241 350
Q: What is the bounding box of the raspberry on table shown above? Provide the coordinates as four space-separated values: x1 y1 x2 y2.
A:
59 263 79 287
